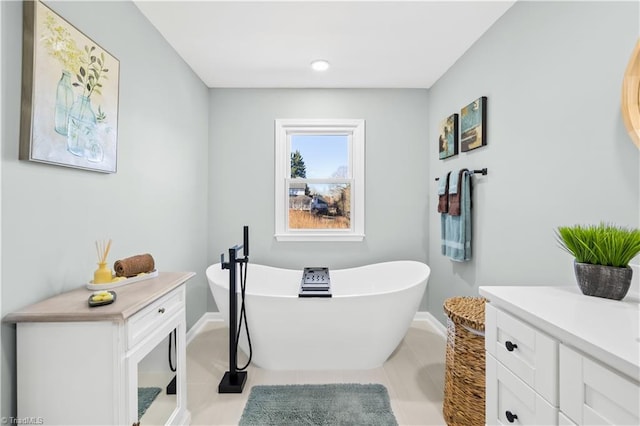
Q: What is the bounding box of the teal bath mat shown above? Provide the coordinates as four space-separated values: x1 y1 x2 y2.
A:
239 383 398 426
138 387 161 420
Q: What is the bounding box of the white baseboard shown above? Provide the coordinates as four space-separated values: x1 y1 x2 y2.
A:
414 311 447 338
188 310 447 344
186 312 223 345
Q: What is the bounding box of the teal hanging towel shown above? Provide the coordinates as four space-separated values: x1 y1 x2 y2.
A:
441 169 472 261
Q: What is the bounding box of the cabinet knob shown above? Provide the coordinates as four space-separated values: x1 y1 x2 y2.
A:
505 410 518 423
158 307 166 314
505 340 518 352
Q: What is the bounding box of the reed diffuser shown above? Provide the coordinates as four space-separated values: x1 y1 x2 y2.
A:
94 239 113 284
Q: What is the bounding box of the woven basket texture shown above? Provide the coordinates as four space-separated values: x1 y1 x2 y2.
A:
442 297 486 426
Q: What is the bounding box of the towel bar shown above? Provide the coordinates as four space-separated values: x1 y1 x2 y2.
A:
435 168 487 181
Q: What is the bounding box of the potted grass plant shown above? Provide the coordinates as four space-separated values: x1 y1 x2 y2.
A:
555 223 640 300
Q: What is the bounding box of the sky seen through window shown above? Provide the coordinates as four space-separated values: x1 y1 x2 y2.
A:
291 134 349 179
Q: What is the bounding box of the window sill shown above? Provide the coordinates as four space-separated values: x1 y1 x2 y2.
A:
274 233 365 242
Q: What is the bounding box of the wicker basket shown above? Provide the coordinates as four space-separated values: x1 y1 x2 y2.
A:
442 296 486 426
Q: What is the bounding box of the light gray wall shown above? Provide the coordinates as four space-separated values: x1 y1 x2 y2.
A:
1 0 209 417
427 0 640 324
207 89 430 309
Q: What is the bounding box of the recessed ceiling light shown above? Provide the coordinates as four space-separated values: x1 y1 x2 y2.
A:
310 59 330 72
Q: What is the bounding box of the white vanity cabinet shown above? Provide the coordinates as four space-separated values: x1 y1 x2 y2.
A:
480 286 640 426
5 271 195 426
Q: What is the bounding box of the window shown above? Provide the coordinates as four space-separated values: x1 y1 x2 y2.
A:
275 119 365 241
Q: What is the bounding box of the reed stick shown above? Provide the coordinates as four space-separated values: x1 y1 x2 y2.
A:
96 239 112 264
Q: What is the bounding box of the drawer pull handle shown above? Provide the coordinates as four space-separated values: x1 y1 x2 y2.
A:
158 307 166 314
505 341 518 352
505 410 518 423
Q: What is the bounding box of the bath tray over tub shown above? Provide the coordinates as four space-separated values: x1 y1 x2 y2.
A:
299 267 332 298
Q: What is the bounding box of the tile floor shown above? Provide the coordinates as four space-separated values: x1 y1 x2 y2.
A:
184 320 448 426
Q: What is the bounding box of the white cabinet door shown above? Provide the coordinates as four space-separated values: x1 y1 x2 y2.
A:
486 354 557 426
485 304 558 405
558 411 576 425
560 344 640 425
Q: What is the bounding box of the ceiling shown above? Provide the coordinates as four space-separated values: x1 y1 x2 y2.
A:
134 1 516 89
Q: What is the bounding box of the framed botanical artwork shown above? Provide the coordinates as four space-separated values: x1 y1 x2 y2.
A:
438 113 458 159
460 96 487 152
19 1 120 173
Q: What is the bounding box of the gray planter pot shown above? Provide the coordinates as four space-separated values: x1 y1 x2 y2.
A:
573 261 633 301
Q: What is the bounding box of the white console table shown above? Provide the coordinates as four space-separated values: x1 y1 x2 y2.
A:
480 286 639 425
5 271 195 426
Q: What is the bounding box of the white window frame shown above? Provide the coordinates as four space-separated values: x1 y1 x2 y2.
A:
274 118 365 242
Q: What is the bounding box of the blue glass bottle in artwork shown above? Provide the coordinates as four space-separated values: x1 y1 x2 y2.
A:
67 95 96 157
85 134 104 163
54 71 74 135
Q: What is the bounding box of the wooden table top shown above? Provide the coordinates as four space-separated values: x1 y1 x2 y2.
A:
4 271 195 323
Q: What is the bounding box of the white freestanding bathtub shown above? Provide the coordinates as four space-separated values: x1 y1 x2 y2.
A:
206 260 430 370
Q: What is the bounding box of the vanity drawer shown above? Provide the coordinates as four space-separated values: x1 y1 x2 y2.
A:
126 287 184 349
560 344 640 425
485 303 558 404
486 354 557 425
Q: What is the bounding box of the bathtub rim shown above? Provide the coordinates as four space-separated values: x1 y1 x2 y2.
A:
206 259 431 299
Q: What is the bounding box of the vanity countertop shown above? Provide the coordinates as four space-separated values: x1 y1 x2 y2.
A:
479 285 640 381
4 271 195 323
